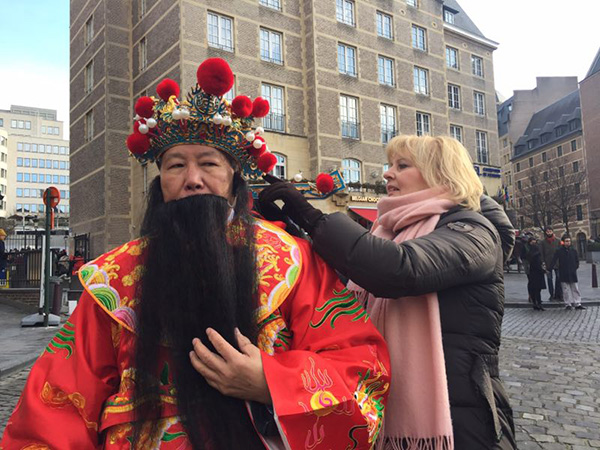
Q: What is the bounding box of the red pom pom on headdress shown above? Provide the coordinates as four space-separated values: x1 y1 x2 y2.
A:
231 96 253 118
251 97 270 118
156 78 180 101
248 136 267 157
316 173 335 193
257 152 277 173
135 96 155 118
196 58 234 97
126 132 150 155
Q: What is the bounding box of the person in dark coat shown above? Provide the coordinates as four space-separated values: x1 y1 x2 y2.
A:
525 237 546 310
550 236 584 310
0 228 7 285
539 227 562 300
259 135 516 450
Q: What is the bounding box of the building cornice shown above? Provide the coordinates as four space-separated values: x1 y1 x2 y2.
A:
443 23 499 50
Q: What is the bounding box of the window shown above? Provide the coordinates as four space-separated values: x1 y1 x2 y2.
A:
338 44 357 76
342 158 361 184
528 157 533 168
527 140 537 150
24 188 30 198
53 175 59 184
406 0 417 7
411 25 427 51
17 157 23 167
24 173 30 182
261 84 285 132
416 112 430 136
60 176 66 184
557 145 563 157
25 121 31 130
11 120 17 128
32 159 38 168
378 56 395 86
85 60 94 94
85 110 94 142
336 0 355 26
53 145 59 154
573 161 579 173
380 104 396 144
571 139 577 152
41 126 46 134
569 119 579 131
450 125 463 143
542 152 547 162
139 0 147 17
39 159 45 168
476 131 489 164
444 9 455 24
53 160 59 169
17 188 23 197
555 126 565 137
340 95 359 139
473 91 485 115
32 144 38 153
207 12 234 51
60 161 66 170
17 142 23 151
516 162 521 172
577 205 583 221
223 81 235 103
46 159 51 167
32 174 38 183
559 166 564 177
260 0 281 9
471 55 484 77
413 67 429 95
271 153 286 178
85 15 93 46
517 180 522 190
17 173 23 182
448 84 461 110
60 146 66 155
575 183 581 195
0 118 3 127
260 28 283 64
24 158 30 167
18 120 24 129
139 37 147 70
446 46 459 70
376 11 393 39
543 171 548 181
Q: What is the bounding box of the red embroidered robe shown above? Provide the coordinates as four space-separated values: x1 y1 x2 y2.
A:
1 219 390 450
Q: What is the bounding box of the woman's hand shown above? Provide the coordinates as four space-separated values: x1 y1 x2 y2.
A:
189 328 272 404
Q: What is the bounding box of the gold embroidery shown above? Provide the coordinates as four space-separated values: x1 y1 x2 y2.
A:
122 265 145 287
40 382 98 431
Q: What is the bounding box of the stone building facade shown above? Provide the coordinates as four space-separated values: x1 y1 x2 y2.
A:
70 0 501 257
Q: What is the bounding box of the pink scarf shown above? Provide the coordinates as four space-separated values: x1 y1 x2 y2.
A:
348 187 456 450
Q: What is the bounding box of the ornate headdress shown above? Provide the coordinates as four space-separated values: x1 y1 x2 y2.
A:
126 58 277 179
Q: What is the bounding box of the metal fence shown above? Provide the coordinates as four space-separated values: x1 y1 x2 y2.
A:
3 249 44 288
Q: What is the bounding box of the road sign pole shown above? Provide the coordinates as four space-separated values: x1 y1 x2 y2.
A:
43 188 52 327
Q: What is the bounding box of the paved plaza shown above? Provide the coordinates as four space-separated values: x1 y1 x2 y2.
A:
1 270 600 447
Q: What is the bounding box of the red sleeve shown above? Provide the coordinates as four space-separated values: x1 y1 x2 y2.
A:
261 239 391 450
1 291 120 449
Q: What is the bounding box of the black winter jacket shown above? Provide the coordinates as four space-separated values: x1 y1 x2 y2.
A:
310 196 516 449
550 246 579 283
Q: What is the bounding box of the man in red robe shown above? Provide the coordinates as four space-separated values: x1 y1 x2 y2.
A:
1 58 389 450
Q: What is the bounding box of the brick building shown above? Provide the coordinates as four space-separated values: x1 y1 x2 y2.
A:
70 0 501 257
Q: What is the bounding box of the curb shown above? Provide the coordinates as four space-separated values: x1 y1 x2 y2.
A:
0 354 39 379
505 300 600 309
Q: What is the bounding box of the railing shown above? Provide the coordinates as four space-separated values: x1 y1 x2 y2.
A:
4 249 43 288
381 129 397 144
342 121 360 139
263 113 285 132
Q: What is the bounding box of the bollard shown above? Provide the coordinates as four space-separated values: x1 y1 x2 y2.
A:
593 263 598 288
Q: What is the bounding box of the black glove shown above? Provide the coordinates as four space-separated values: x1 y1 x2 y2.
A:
258 182 324 234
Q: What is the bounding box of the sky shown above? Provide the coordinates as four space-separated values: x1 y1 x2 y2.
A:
0 0 598 127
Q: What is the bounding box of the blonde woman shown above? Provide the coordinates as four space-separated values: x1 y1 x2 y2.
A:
259 135 516 449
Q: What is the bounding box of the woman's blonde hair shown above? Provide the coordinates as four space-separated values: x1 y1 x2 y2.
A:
385 135 483 210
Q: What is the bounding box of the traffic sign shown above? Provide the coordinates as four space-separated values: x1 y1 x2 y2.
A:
43 187 60 208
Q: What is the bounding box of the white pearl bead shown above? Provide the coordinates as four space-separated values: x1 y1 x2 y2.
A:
223 116 232 126
134 114 141 121
255 126 264 135
253 139 263 149
146 118 157 128
246 132 256 142
172 109 181 120
294 173 303 182
138 124 149 134
213 114 223 124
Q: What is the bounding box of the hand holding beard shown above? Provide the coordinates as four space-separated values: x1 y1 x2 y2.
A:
189 327 272 404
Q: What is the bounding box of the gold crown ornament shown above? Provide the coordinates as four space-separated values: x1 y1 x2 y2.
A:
126 58 278 179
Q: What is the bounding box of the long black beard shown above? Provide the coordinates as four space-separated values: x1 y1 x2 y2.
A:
133 177 265 449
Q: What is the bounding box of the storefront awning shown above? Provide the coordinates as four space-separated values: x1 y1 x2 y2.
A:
349 207 378 223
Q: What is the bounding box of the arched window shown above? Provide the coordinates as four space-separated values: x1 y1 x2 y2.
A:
271 153 287 179
342 158 361 184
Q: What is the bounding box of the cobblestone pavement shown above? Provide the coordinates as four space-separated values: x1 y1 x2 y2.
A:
2 309 600 448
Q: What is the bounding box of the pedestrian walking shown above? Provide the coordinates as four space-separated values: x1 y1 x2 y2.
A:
526 237 546 311
550 235 585 310
540 227 562 301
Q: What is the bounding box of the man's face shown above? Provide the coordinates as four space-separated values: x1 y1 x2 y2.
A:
545 229 554 237
159 145 235 203
564 238 572 247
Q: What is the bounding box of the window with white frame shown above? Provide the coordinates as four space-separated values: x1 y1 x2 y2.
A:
378 56 395 86
444 9 455 24
85 60 94 94
380 104 397 144
448 84 461 110
338 43 357 76
207 12 234 52
416 112 430 136
446 46 459 69
411 25 427 51
413 66 429 95
139 37 147 70
271 153 286 178
223 79 235 103
476 130 489 164
260 28 283 64
473 91 485 115
139 0 147 18
376 11 393 39
342 158 361 184
85 15 93 46
336 0 355 26
261 84 285 132
340 95 359 139
85 110 94 142
259 0 281 10
450 125 463 143
471 55 484 77
406 0 417 7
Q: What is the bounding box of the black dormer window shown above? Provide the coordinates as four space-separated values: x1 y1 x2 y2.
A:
541 133 550 144
569 119 580 131
527 139 537 150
